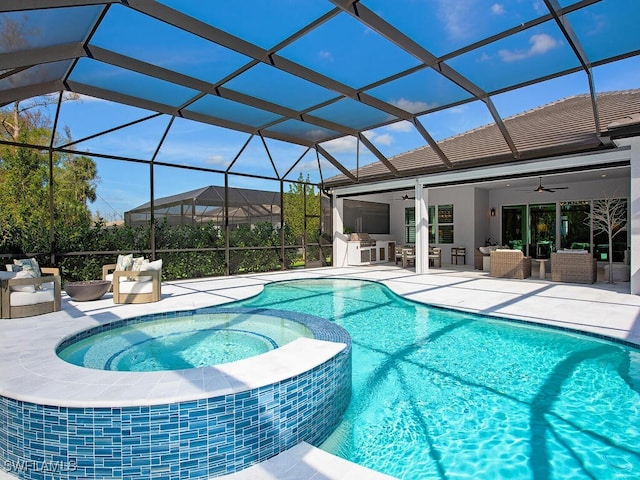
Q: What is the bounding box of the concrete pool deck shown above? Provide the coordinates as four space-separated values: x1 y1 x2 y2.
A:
1 264 639 480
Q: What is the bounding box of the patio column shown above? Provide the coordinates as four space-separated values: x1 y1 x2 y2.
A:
333 195 348 267
415 182 429 274
630 138 640 294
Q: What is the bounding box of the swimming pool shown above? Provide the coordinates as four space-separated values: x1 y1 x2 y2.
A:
57 310 313 371
234 278 640 480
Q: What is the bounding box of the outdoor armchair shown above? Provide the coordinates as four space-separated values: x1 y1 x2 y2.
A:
0 266 61 318
550 251 596 284
112 259 162 304
489 249 532 279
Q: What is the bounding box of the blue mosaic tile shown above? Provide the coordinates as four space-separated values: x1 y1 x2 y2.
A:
2 309 351 479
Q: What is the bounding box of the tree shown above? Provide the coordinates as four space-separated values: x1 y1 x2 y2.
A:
587 197 628 283
283 173 320 245
0 97 97 254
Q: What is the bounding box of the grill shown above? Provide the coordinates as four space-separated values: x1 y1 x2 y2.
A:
349 232 376 247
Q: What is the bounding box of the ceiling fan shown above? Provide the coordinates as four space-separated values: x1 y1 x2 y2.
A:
522 177 569 193
399 194 415 200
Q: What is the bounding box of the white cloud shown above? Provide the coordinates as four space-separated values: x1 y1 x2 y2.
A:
374 133 393 146
288 160 319 176
319 50 334 62
391 97 431 113
436 0 474 40
491 3 505 15
386 120 413 132
205 154 228 166
321 136 358 154
498 33 560 63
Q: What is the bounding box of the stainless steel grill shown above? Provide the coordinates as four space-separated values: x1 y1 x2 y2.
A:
349 232 376 247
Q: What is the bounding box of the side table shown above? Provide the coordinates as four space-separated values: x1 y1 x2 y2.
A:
537 259 549 279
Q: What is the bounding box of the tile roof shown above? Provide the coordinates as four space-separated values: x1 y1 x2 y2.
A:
326 89 640 187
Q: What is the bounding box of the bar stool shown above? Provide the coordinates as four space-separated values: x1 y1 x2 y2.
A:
451 247 466 265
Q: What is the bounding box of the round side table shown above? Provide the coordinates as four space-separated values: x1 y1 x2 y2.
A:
537 259 549 279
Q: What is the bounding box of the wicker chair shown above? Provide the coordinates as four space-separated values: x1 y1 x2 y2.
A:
550 251 597 284
489 249 532 279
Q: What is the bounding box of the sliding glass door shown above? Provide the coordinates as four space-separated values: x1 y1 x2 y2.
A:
529 203 556 259
560 201 590 251
501 206 526 251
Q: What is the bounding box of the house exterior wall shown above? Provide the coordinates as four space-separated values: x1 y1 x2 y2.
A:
630 139 640 294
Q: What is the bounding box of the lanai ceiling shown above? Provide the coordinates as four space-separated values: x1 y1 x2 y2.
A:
1 0 639 186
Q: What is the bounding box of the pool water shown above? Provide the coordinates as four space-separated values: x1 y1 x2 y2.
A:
58 312 313 371
234 278 640 480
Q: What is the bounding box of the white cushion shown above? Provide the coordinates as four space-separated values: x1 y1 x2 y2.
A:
127 257 150 280
118 280 154 294
138 259 162 282
141 259 162 271
10 271 37 293
10 284 55 306
558 249 588 254
105 273 114 282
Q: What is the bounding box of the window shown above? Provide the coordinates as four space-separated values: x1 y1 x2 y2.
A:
502 198 628 261
437 204 454 244
502 205 526 251
560 201 590 251
529 203 555 259
406 204 452 244
404 207 415 244
428 206 435 244
592 198 628 262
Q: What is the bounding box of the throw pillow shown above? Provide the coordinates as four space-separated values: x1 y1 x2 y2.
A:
10 270 36 293
138 259 162 282
115 254 134 271
13 258 42 290
13 258 42 277
129 257 149 280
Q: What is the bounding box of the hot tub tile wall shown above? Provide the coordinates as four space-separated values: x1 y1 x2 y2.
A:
0 349 350 479
1 309 351 480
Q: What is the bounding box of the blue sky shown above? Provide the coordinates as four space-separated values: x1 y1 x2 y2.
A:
56 54 639 222
22 0 640 221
